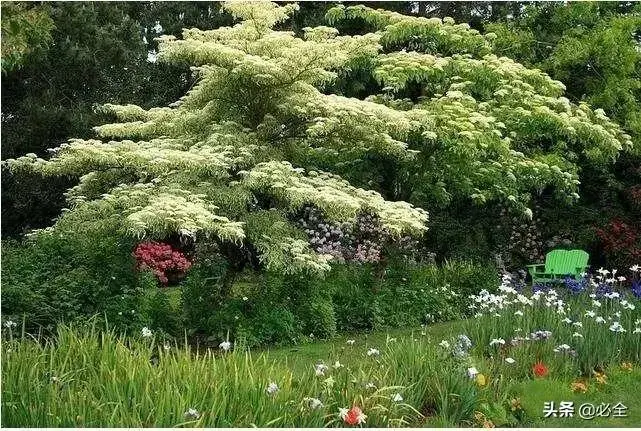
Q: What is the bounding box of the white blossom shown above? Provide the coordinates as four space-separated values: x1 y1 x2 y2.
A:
609 322 626 333
366 348 380 356
438 340 450 349
315 363 329 376
489 338 505 346
467 367 479 379
266 382 279 395
184 408 200 420
303 397 324 410
621 300 635 310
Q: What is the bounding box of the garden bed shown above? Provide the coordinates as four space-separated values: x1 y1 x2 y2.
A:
3 270 641 427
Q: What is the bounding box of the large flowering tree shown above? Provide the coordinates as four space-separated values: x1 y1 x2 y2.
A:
6 2 632 277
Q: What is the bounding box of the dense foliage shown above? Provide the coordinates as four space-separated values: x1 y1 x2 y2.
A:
487 2 641 148
5 2 632 274
481 2 641 269
0 2 54 73
1 1 233 237
2 1 640 350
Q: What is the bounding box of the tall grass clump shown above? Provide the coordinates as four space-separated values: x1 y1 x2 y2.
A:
1 321 480 427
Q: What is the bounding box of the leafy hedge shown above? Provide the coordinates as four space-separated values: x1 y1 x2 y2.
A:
2 235 498 348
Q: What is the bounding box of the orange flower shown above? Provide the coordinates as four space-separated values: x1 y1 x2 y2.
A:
621 362 633 371
341 406 367 426
474 411 494 428
571 381 588 393
532 361 549 378
483 419 495 428
594 371 607 384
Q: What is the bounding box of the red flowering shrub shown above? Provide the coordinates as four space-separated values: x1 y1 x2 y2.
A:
133 242 192 285
595 218 641 268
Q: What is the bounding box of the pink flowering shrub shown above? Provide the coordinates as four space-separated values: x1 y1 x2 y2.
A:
133 242 191 285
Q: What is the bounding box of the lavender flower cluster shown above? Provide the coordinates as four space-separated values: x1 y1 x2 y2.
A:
296 206 417 264
297 206 353 262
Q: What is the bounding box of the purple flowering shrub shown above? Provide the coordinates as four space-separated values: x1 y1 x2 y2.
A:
294 206 422 264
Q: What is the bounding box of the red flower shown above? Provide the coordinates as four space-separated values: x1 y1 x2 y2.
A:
133 241 192 285
341 406 367 426
532 361 549 378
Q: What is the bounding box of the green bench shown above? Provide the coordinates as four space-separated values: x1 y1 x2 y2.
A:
526 249 589 284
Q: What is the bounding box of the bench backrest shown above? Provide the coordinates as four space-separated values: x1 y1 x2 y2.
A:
545 249 589 275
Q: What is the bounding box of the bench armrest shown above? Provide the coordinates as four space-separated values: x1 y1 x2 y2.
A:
575 265 589 273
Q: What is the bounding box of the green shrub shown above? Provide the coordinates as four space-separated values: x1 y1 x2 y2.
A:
372 260 499 329
0 223 144 333
331 260 499 331
422 260 500 310
2 222 498 348
179 256 235 342
237 304 300 347
138 282 183 336
329 264 378 332
257 273 337 342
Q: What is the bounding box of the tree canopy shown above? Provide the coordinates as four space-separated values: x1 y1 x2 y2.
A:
5 1 633 276
1 2 54 74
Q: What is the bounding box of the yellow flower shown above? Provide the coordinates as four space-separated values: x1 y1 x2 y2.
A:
475 373 487 387
571 381 588 393
510 398 522 411
621 362 633 371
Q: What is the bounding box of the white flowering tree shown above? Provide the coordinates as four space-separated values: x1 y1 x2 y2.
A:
6 2 632 277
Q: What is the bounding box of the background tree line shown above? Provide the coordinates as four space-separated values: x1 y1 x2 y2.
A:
2 1 640 269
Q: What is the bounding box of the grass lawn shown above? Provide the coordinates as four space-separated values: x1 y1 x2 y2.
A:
265 321 464 373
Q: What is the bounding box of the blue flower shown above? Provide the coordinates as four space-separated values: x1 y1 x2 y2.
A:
563 276 587 294
631 280 641 298
595 282 613 298
451 334 472 358
533 283 550 293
